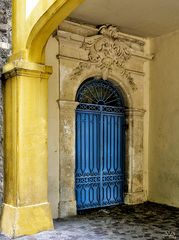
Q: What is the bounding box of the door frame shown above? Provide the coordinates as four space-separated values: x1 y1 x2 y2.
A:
58 77 146 218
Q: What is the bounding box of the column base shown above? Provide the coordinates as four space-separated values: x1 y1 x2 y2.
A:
0 202 54 238
124 191 147 205
58 200 77 218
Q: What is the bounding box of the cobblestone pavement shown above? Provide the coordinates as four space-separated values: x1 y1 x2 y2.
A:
0 202 179 240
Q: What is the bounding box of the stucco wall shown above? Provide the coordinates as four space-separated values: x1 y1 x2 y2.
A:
45 36 59 219
149 30 179 207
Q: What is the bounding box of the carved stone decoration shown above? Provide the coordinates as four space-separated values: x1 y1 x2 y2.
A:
81 24 137 89
71 62 91 81
99 25 145 48
125 71 138 91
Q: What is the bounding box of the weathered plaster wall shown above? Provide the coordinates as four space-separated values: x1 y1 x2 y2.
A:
0 0 11 205
149 30 179 207
45 36 59 219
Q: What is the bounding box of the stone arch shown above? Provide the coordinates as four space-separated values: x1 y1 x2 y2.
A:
68 70 133 110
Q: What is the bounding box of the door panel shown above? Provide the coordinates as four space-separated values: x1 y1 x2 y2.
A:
76 110 101 209
75 105 124 210
102 113 124 206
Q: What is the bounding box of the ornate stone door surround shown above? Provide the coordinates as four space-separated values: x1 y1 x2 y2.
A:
56 20 153 218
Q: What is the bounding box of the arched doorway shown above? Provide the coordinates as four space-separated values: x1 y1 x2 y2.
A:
75 78 125 210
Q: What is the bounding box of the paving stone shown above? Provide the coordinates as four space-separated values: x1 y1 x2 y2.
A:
0 202 179 239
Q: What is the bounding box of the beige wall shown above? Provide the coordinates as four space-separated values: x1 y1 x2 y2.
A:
143 40 151 199
45 36 59 218
149 30 179 207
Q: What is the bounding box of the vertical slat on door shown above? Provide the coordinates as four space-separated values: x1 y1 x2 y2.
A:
102 112 124 206
94 114 100 205
76 110 101 210
100 108 103 206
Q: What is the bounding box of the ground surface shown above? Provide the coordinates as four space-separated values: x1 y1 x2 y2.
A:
0 202 179 240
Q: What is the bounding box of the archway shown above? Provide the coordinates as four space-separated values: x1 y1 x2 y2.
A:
75 78 125 210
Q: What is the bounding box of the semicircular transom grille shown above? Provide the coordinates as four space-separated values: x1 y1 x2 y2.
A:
76 79 124 107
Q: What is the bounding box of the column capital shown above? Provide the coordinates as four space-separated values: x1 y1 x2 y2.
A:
125 108 146 117
57 100 79 111
3 60 52 80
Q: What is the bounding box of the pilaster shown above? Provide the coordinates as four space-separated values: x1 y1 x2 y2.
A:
58 100 78 218
125 108 147 204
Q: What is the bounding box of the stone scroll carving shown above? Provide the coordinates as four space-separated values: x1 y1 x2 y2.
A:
81 25 137 90
71 62 91 81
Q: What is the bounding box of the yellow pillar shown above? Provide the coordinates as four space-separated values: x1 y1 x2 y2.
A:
0 0 84 237
0 61 53 237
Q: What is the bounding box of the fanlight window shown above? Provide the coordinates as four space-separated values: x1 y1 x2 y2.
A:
76 78 124 107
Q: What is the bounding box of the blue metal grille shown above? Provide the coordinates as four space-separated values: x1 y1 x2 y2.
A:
75 79 125 210
76 78 124 107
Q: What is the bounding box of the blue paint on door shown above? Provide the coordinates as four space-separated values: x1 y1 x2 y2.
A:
75 79 125 210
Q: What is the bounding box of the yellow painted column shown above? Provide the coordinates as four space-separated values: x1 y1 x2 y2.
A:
0 60 53 237
0 0 84 237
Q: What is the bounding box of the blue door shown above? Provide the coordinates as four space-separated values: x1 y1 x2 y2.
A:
75 79 125 210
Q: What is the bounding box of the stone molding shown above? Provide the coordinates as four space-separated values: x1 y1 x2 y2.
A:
59 24 150 90
57 100 79 111
57 21 154 60
58 19 98 37
125 108 146 117
3 60 52 79
56 22 154 93
58 20 146 49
